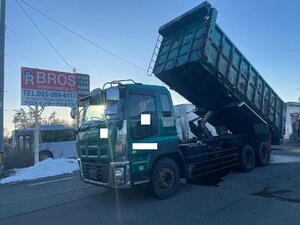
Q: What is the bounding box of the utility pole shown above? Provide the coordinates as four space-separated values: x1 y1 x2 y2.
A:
0 0 6 173
73 68 80 127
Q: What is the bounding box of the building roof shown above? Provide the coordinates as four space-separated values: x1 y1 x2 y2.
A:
285 102 300 107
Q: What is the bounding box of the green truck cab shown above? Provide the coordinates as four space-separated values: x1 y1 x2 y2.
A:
77 80 183 198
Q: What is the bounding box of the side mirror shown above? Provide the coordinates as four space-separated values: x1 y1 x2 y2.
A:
105 104 117 115
70 107 77 119
106 87 119 103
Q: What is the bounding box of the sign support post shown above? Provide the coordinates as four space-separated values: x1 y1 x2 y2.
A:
34 105 39 164
73 68 80 128
29 105 44 164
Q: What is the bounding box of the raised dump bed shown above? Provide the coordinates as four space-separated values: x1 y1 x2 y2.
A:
152 1 285 143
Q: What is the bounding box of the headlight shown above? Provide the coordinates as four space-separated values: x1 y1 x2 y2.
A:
115 139 125 155
114 120 128 161
114 167 125 185
115 139 128 161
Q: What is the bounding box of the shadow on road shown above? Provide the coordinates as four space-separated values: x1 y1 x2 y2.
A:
253 186 300 203
185 169 231 187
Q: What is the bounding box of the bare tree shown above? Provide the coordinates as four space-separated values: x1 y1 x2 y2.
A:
12 108 70 129
12 108 35 129
42 111 68 125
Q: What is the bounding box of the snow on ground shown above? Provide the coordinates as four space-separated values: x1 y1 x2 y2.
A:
0 158 79 184
271 154 300 164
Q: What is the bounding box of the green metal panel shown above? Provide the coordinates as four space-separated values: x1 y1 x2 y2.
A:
125 84 178 174
77 126 116 162
153 1 285 138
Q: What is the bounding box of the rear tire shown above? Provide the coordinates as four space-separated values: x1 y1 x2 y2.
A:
256 143 270 167
239 145 255 172
150 158 179 199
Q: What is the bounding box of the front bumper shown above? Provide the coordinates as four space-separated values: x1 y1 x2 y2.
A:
79 160 131 189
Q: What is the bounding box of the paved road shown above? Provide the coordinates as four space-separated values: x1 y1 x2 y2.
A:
1 144 300 225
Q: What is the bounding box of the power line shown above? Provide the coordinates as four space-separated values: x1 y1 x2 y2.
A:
16 0 74 71
6 25 69 68
19 0 147 72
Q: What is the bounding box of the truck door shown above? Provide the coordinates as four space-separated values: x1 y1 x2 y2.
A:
129 91 159 173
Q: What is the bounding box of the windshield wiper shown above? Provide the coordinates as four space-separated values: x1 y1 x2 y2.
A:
78 120 95 132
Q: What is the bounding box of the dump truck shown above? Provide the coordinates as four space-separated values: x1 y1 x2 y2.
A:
75 1 285 199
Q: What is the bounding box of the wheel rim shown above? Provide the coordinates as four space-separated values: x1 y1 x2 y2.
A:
40 154 49 161
158 165 175 190
245 150 253 167
260 146 268 162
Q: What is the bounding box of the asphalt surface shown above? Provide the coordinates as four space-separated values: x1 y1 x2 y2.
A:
1 144 300 225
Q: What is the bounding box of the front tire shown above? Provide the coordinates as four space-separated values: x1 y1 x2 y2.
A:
239 145 255 172
150 158 179 199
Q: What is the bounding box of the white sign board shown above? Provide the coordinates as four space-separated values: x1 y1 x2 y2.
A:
21 67 78 107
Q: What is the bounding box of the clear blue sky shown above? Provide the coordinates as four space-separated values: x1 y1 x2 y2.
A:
4 0 300 131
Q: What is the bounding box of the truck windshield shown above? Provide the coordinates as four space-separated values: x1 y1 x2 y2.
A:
83 99 125 124
83 105 106 122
